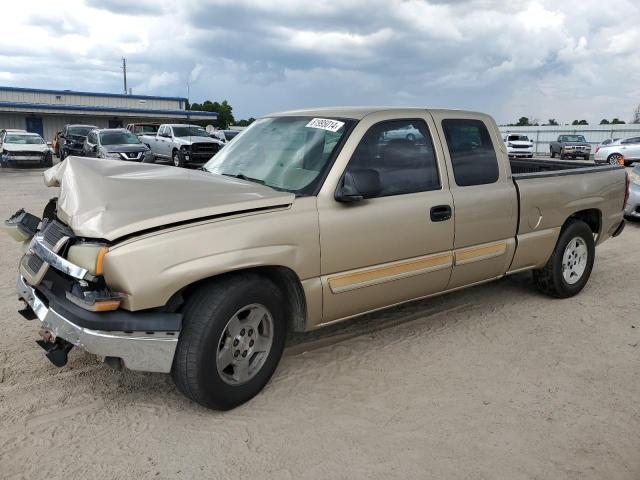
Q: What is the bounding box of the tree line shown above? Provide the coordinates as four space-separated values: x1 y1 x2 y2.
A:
186 99 255 128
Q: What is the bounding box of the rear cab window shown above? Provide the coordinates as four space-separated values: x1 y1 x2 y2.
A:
441 119 499 187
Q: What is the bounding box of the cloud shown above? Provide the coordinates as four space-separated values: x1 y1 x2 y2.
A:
84 0 160 16
0 0 638 123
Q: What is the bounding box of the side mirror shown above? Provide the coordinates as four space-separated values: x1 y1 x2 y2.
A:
335 169 381 202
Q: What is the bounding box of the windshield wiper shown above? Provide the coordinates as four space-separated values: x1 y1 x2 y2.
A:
221 173 265 185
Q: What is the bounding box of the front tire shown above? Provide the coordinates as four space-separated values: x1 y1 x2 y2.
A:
42 152 53 167
172 149 184 167
533 219 595 298
550 149 556 158
172 274 286 410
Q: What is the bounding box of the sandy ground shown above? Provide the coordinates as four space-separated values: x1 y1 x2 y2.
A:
0 163 639 480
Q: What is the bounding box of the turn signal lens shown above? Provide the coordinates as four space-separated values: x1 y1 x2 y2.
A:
92 299 121 312
94 247 109 276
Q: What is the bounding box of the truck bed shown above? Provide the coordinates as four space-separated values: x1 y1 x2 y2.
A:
510 159 620 178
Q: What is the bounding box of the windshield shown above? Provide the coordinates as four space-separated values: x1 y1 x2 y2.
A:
5 134 44 144
68 126 94 136
560 135 586 142
173 126 208 137
203 116 353 194
137 125 158 133
508 135 529 141
100 131 141 145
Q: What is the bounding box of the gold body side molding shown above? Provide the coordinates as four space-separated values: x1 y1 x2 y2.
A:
328 252 453 294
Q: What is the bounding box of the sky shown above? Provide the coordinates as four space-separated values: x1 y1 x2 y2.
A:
0 0 639 124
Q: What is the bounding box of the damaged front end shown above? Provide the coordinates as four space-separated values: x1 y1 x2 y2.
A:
6 199 181 372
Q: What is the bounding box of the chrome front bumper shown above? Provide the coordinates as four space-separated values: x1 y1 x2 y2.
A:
17 275 178 373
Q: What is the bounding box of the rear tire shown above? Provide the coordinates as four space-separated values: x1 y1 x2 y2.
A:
607 153 623 166
171 274 287 410
533 219 595 298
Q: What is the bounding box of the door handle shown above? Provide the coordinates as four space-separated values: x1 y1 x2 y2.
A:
430 205 452 222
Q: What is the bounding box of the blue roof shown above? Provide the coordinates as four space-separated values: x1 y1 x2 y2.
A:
0 101 218 118
0 85 188 103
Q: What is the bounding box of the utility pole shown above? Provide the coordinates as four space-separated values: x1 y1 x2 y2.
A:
122 58 128 95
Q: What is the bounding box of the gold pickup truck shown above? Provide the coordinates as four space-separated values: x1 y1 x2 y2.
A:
7 108 628 410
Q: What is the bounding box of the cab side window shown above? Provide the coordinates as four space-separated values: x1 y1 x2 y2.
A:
442 119 499 187
344 119 440 198
87 132 97 144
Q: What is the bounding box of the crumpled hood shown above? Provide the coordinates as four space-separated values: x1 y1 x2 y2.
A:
43 156 295 241
3 143 50 153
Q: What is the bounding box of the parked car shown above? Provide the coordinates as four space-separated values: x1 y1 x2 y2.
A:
140 124 224 167
210 129 242 143
126 123 160 137
597 138 620 148
549 134 591 160
83 128 153 162
383 123 423 141
10 108 627 410
221 129 241 141
594 136 640 166
0 130 52 167
504 134 534 158
58 124 97 159
624 164 640 220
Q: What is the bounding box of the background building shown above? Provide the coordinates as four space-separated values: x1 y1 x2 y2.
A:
0 86 218 142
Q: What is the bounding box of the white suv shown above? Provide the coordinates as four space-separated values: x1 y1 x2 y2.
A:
504 134 534 158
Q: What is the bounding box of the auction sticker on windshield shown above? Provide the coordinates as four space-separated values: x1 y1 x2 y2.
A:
305 118 345 132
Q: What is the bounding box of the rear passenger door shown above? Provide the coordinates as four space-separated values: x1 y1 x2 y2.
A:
318 116 455 323
431 113 518 289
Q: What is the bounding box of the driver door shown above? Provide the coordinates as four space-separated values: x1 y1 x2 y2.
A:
317 115 454 324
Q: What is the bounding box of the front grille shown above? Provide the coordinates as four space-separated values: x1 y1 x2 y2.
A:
27 254 44 273
42 220 74 248
191 143 220 157
8 151 44 157
511 145 529 149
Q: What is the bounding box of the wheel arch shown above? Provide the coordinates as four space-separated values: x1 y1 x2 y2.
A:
565 208 601 237
168 265 308 333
